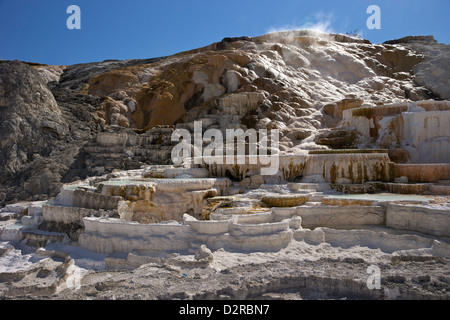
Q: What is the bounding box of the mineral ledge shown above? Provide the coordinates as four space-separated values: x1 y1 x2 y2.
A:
0 31 449 300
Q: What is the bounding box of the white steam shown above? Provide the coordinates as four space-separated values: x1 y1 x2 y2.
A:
267 12 335 35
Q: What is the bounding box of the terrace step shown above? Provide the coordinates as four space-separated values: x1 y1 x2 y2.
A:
304 202 322 206
385 183 429 194
395 163 450 183
21 229 70 247
288 183 331 192
188 242 203 254
308 192 324 202
428 184 450 195
83 146 126 153
295 225 450 256
0 212 21 221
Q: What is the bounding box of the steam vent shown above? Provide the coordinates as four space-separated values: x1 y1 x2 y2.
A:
1 31 449 300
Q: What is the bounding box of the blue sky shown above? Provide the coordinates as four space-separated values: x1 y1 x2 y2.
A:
1 0 448 65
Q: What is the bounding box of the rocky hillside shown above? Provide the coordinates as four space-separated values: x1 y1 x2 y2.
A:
0 31 448 206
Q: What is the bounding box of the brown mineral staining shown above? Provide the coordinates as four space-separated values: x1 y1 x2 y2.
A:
2 31 450 301
262 194 308 207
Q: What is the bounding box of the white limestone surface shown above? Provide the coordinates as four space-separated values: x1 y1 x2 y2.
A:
302 153 394 183
42 205 102 226
320 227 435 253
386 204 450 237
342 101 450 163
272 205 386 227
155 179 217 192
79 217 192 254
230 220 290 236
79 213 303 254
185 218 231 235
432 240 450 258
0 223 25 241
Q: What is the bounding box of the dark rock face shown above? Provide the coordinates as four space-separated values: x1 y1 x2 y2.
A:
0 59 172 205
315 128 359 149
383 35 437 45
0 61 67 174
0 61 100 203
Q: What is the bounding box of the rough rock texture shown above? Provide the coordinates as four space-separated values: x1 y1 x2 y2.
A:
1 239 449 300
0 61 66 174
54 31 447 151
1 31 449 302
387 36 450 100
0 31 449 205
0 61 101 205
341 101 450 163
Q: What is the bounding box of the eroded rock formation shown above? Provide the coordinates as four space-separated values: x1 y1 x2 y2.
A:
1 31 448 205
0 31 449 300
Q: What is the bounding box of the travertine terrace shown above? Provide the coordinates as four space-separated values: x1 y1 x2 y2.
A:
0 31 449 300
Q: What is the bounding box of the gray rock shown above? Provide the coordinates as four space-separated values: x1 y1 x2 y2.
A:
0 61 67 175
195 244 214 262
0 61 100 202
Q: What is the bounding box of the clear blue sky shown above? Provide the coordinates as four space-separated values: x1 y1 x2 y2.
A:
1 0 448 65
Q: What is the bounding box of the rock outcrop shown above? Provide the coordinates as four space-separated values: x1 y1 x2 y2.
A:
0 61 106 204
1 32 449 302
0 31 449 206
